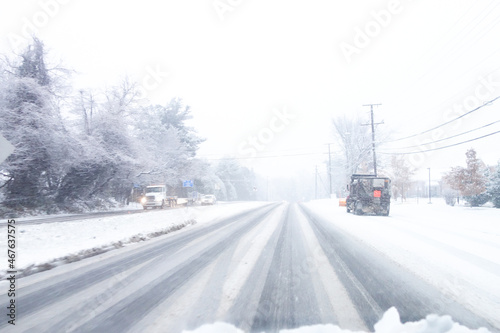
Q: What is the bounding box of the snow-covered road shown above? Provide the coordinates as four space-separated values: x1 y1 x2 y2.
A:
0 200 498 332
303 199 500 331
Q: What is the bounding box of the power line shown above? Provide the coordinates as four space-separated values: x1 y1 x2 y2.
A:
438 1 500 67
379 130 500 155
388 66 500 133
195 144 341 158
390 1 500 112
382 119 500 151
379 94 500 144
196 144 347 161
411 2 500 90
202 151 330 161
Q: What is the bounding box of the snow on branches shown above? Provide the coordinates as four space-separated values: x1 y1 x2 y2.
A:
443 149 489 207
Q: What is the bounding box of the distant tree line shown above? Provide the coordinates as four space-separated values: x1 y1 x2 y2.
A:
0 38 256 216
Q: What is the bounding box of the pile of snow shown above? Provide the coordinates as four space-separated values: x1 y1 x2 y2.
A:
183 307 491 333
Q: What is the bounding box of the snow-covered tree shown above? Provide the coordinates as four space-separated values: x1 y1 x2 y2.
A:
443 148 489 207
16 38 50 87
158 98 203 155
0 38 70 208
487 161 500 208
133 98 204 190
56 80 143 205
1 38 206 212
76 89 97 136
215 159 256 201
390 155 416 201
185 159 224 198
332 114 373 181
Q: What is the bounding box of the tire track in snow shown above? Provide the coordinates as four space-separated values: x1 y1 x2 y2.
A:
249 205 322 332
128 252 222 333
293 204 367 331
329 209 500 329
215 203 287 318
67 204 279 332
299 204 498 332
17 258 154 332
4 203 276 320
224 205 287 332
0 203 278 332
299 205 383 328
154 203 287 332
183 240 241 329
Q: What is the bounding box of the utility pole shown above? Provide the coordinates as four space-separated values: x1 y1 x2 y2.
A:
362 103 383 176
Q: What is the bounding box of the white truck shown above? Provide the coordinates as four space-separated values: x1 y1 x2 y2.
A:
140 185 178 209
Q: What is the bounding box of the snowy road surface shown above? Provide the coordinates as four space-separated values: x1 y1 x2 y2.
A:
0 200 499 332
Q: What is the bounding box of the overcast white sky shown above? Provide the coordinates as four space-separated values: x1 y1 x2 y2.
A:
1 0 500 181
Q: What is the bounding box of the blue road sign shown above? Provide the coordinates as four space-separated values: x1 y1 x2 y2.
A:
183 180 194 187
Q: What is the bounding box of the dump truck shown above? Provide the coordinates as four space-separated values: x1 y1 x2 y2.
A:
346 174 391 216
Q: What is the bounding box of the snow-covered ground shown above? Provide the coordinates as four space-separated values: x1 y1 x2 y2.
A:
0 201 269 278
1 199 498 332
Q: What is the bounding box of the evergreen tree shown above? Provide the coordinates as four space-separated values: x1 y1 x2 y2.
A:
158 98 204 155
16 38 50 87
488 162 500 208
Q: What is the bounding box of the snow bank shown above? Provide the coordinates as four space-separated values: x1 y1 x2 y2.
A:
183 307 491 333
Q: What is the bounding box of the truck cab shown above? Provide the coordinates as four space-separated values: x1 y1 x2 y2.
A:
346 174 391 216
140 185 177 209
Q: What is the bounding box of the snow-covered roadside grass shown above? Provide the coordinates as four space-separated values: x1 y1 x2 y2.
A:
302 198 500 331
0 201 269 279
